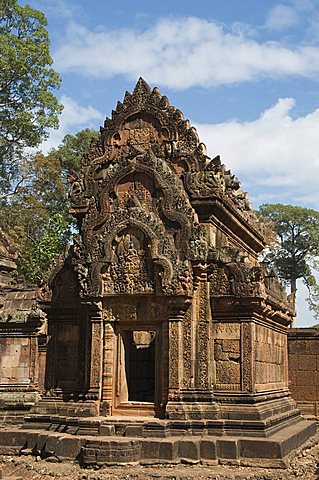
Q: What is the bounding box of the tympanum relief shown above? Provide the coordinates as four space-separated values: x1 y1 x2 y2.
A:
101 229 154 295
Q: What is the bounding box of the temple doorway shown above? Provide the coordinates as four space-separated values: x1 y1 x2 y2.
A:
113 326 162 416
102 298 168 417
123 330 156 403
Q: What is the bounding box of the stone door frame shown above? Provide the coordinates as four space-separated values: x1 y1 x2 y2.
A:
101 297 169 418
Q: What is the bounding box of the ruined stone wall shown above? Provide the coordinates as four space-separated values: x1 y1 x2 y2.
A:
288 328 319 417
0 231 46 418
0 334 43 419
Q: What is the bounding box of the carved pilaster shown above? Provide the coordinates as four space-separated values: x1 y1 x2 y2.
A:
102 320 116 414
196 273 212 390
161 320 169 406
182 306 192 389
88 312 103 399
45 322 57 391
241 322 255 392
29 336 38 388
168 303 185 397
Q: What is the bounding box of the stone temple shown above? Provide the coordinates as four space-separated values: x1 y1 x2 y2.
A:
0 78 315 466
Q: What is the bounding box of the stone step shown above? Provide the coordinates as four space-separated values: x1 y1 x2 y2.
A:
0 418 316 467
22 411 306 439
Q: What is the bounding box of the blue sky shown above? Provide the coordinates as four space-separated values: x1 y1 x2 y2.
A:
24 0 319 325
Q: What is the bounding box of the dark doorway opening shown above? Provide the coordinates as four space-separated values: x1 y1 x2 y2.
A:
123 330 156 402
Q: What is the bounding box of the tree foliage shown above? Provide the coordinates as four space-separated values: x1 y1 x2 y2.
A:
0 129 99 285
0 0 63 196
0 0 100 284
50 128 99 175
0 152 71 284
258 203 319 319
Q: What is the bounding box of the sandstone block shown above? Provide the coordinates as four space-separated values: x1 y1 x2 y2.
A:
298 385 316 401
55 435 86 459
159 439 178 460
200 439 217 460
178 439 199 460
216 439 238 460
141 439 160 459
295 370 315 386
99 424 115 436
216 360 240 384
239 439 281 459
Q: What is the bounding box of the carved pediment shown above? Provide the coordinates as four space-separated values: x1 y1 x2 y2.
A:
66 79 269 300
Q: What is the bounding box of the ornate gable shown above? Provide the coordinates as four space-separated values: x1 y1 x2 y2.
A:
68 78 266 299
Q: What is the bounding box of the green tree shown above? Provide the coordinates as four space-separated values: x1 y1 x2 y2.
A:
0 0 63 196
0 151 71 284
258 203 319 319
0 129 98 284
50 128 99 175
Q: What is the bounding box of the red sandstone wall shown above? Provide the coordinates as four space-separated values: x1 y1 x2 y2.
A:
255 324 287 391
0 337 31 386
288 328 319 417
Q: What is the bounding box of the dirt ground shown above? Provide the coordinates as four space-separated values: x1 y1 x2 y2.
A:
1 432 319 480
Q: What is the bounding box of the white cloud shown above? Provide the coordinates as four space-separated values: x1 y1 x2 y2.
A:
265 1 319 41
194 98 319 208
265 4 299 31
53 17 319 89
40 95 103 153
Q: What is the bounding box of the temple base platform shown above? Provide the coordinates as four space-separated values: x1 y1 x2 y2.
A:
0 412 316 468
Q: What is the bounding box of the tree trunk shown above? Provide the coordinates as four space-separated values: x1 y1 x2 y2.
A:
290 276 297 294
290 276 297 328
